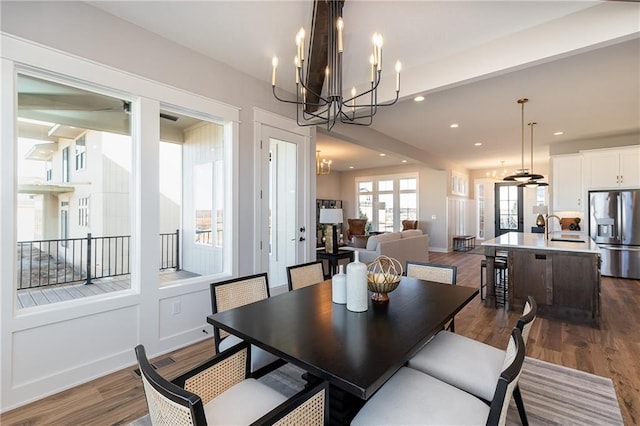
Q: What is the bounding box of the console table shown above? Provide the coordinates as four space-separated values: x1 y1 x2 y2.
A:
316 249 354 277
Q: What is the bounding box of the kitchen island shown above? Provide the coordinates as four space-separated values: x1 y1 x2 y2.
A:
482 232 601 326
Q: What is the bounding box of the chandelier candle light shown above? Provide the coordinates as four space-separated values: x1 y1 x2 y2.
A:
271 1 401 130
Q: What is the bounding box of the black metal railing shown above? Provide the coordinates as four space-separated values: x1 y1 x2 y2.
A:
160 229 180 271
17 230 180 290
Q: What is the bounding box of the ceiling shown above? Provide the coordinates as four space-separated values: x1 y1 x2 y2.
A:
76 2 640 172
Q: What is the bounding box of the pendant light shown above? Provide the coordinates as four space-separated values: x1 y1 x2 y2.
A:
521 122 548 188
504 98 543 182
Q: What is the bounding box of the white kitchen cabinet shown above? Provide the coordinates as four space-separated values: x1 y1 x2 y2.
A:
583 146 640 189
552 154 582 211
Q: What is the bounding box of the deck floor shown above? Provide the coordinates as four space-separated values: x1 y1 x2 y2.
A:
16 270 199 309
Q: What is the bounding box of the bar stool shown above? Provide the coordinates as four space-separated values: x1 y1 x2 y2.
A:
480 256 508 306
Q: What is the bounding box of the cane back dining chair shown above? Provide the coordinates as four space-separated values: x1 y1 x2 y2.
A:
210 273 283 377
407 296 538 425
287 261 325 291
351 327 526 425
405 261 457 332
135 342 328 425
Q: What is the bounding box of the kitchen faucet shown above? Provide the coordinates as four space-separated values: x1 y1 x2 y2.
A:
545 214 561 240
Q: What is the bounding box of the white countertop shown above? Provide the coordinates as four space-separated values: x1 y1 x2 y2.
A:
481 232 600 254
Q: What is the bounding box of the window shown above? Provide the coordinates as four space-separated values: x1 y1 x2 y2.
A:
12 65 236 306
159 107 229 278
75 135 86 170
62 147 69 182
15 72 132 303
78 197 89 227
356 174 418 232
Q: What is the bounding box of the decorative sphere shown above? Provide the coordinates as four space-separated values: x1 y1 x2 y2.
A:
366 256 402 302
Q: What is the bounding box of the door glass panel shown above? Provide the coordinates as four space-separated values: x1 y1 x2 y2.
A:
495 183 523 236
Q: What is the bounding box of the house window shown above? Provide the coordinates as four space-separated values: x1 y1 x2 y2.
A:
356 174 418 232
75 135 86 170
62 147 70 182
45 161 52 181
78 197 89 227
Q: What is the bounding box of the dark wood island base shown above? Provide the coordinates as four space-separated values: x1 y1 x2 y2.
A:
483 232 601 327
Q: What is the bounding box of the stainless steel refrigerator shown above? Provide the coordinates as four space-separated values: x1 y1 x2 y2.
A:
589 190 640 279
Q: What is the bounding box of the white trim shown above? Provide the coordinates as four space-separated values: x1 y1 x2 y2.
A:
0 33 241 411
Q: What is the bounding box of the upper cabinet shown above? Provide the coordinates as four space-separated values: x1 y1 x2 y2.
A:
582 146 640 189
552 154 582 211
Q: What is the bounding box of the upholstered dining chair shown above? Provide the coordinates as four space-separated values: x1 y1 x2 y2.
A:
401 219 418 231
210 273 283 377
407 296 537 425
346 218 367 241
287 261 325 291
405 261 457 332
351 328 526 425
135 342 328 426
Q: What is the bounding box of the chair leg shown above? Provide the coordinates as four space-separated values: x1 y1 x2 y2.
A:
514 384 529 426
480 264 485 301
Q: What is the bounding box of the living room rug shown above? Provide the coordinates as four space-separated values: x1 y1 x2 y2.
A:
130 357 623 425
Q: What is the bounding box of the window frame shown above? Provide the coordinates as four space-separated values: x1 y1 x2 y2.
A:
5 54 240 311
355 173 419 232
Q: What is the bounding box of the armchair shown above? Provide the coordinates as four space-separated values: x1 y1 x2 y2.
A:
401 220 418 231
346 218 367 241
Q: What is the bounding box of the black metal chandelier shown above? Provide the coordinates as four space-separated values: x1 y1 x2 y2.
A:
504 98 544 183
271 0 401 131
519 122 548 188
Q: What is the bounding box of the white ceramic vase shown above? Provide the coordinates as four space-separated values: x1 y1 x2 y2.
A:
346 251 368 312
332 264 347 304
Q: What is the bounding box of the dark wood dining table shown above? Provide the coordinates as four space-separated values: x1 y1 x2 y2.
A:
207 277 478 424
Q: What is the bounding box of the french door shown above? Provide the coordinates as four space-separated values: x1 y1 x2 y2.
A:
494 183 523 236
258 125 309 288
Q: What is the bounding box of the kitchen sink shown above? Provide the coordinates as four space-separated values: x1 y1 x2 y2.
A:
550 234 585 243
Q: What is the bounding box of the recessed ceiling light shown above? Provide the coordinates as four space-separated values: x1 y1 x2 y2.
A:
379 153 386 157
349 165 354 169
554 131 564 136
414 96 425 102
474 142 482 146
401 160 408 163
450 123 459 128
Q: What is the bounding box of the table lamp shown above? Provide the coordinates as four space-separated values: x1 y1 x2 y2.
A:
319 208 343 254
532 205 548 227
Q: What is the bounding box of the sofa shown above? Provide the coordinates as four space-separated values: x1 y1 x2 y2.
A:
347 229 429 268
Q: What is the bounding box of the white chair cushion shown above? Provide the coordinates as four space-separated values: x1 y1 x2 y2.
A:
219 335 280 373
407 330 504 401
204 378 287 425
351 367 490 425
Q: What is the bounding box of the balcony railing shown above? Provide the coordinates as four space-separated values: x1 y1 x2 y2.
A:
17 230 180 290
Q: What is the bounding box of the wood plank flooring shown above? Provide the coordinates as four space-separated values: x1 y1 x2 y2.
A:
2 250 638 425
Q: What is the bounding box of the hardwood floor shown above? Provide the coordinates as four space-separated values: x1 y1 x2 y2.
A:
2 250 638 425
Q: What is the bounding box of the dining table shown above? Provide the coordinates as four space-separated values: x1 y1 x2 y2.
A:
207 276 478 424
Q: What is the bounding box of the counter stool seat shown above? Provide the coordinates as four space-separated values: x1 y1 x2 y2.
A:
480 257 508 306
